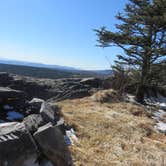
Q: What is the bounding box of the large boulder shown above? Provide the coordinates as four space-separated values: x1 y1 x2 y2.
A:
0 122 38 166
34 123 73 166
40 102 59 125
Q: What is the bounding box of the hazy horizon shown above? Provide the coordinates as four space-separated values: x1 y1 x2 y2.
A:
0 57 113 71
0 0 127 70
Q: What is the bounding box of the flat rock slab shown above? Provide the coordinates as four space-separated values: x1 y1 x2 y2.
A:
34 123 72 166
0 87 25 99
0 122 37 165
80 77 102 88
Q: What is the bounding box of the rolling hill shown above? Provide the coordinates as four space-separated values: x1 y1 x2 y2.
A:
0 62 112 79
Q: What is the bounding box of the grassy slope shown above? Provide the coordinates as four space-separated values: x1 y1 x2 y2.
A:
57 90 166 166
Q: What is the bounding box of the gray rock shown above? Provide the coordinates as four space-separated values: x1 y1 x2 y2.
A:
0 122 38 166
80 77 102 88
29 98 44 104
0 72 13 86
23 114 45 134
0 87 27 121
28 98 44 114
9 78 57 100
0 87 25 100
40 102 59 125
0 121 72 166
34 123 73 166
2 74 99 101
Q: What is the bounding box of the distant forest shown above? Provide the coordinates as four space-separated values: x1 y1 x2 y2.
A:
0 63 109 79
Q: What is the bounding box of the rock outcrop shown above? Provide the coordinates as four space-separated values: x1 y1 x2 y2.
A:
0 72 103 101
0 87 26 101
0 121 73 166
0 72 13 86
0 81 74 165
0 72 105 165
80 77 102 88
0 122 38 166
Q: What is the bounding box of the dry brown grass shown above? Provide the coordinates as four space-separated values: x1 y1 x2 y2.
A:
56 90 166 166
91 89 122 103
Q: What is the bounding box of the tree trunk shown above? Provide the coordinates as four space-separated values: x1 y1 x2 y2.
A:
136 84 145 103
136 59 150 103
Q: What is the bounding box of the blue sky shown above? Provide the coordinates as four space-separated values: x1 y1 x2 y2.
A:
0 0 127 70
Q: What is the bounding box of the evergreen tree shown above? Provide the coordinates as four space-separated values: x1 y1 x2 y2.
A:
95 0 166 102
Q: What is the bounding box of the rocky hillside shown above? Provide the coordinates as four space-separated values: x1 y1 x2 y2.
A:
0 72 104 166
0 72 166 165
0 72 103 100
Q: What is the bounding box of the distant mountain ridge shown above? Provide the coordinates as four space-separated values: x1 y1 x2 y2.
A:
0 59 77 71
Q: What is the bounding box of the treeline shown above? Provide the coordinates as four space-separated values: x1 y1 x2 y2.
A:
108 60 166 95
0 63 93 79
